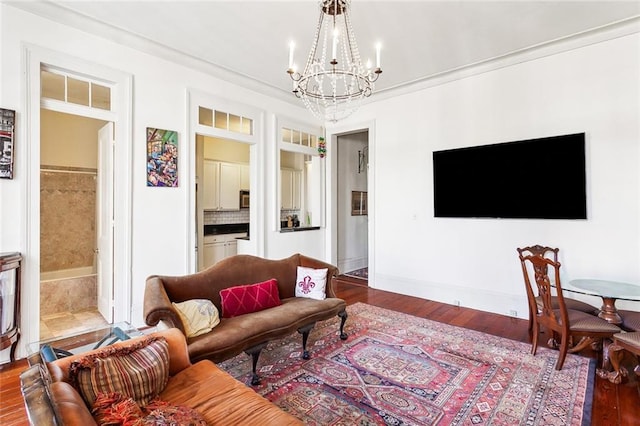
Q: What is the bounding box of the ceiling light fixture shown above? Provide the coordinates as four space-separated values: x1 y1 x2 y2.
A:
287 0 382 123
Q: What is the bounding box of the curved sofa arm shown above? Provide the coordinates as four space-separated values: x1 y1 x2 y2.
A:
298 254 340 298
144 276 186 334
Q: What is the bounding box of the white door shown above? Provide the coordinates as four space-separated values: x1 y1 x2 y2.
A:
97 122 114 322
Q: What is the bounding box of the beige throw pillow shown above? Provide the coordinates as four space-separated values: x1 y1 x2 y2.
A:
172 299 220 338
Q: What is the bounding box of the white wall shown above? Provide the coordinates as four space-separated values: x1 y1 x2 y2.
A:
337 132 368 272
0 5 324 362
336 33 640 317
41 110 106 168
203 136 250 163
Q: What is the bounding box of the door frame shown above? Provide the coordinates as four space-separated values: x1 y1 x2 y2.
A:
22 44 132 351
187 90 265 272
326 120 376 287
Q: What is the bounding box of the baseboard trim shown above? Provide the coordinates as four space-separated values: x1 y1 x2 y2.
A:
372 273 529 319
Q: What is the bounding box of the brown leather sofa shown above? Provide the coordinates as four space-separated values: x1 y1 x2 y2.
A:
20 328 302 425
144 253 348 384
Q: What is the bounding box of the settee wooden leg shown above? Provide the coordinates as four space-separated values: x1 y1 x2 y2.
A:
338 310 348 340
298 323 315 360
244 343 267 386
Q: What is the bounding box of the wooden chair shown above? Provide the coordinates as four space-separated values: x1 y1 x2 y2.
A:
517 247 621 370
618 310 640 332
517 245 600 339
605 332 640 394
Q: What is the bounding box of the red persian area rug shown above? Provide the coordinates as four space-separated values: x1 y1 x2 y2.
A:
218 303 594 425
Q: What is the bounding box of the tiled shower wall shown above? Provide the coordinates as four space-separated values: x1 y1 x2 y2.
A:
40 168 96 272
40 168 97 315
40 275 97 316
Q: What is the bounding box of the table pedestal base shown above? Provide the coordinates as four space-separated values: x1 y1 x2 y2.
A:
598 297 623 325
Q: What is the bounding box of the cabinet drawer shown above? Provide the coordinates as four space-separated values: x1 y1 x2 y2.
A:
204 235 224 243
203 232 247 244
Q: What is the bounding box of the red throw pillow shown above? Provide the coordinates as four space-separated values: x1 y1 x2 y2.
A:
220 278 281 318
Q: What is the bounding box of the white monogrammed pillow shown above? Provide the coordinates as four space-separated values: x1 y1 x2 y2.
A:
295 266 328 300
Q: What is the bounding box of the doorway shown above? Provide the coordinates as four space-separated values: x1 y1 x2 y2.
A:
22 47 132 355
195 135 251 271
39 110 112 339
336 130 369 285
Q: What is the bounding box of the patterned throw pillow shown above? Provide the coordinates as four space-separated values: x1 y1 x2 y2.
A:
91 392 143 424
219 278 281 318
92 393 208 426
295 266 328 300
172 299 220 337
143 398 208 425
69 337 170 407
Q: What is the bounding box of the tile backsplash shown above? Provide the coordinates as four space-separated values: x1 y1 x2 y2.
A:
204 209 250 225
203 209 308 225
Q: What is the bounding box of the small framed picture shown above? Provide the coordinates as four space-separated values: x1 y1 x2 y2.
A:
0 108 16 179
351 191 368 216
146 127 178 187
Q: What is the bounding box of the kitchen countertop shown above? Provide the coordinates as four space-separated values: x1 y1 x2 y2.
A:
280 226 321 233
204 223 249 236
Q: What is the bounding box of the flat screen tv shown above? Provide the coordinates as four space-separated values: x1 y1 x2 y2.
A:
433 133 586 219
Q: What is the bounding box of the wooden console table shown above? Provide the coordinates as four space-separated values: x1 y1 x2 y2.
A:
0 252 22 362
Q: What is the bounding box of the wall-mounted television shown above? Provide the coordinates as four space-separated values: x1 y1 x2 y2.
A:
433 133 587 219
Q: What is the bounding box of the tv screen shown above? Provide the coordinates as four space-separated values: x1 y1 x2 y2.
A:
433 133 586 219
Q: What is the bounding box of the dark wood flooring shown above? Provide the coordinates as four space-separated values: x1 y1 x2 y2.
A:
1 280 638 425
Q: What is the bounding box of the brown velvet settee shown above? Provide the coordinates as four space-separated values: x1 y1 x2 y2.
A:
143 253 348 385
20 328 302 425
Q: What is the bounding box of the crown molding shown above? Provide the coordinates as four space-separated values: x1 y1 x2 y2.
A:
6 0 295 105
8 2 639 109
366 16 640 104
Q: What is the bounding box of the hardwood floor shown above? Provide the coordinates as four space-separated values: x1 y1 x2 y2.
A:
1 281 638 425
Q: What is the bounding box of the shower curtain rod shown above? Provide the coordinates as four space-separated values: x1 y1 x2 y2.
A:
40 166 97 175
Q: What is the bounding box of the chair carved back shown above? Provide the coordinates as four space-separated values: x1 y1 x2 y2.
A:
517 246 569 333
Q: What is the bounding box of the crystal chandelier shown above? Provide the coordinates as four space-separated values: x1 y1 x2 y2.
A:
287 0 382 123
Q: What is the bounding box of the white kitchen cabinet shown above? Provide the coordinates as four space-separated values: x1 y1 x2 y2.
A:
219 162 240 209
202 232 245 268
203 241 225 268
240 164 250 190
281 168 302 210
202 160 219 210
292 170 301 209
202 160 241 210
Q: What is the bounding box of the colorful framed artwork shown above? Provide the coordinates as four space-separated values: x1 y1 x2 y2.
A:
351 191 368 216
146 127 178 187
0 108 16 179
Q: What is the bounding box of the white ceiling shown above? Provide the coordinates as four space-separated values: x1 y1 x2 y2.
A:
9 1 640 104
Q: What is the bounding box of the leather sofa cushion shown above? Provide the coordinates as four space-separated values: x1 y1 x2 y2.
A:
160 360 301 425
187 297 346 362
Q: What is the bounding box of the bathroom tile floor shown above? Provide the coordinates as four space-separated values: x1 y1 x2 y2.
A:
40 308 108 340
